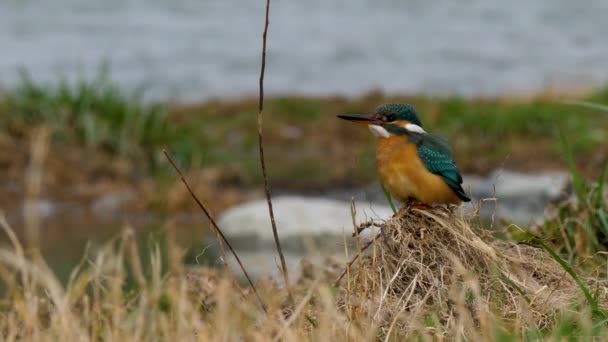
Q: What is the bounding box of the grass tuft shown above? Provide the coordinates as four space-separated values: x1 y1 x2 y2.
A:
534 104 608 261
1 71 193 168
342 203 606 338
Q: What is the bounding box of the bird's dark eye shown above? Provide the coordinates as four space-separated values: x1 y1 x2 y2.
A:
385 114 397 122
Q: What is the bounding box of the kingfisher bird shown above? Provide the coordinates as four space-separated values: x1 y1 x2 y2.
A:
338 103 470 205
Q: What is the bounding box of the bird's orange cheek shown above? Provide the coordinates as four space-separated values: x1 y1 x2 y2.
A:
393 120 410 129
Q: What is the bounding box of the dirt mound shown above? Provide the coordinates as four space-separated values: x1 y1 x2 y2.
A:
341 203 600 336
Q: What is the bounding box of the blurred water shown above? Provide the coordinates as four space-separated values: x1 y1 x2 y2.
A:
1 0 608 101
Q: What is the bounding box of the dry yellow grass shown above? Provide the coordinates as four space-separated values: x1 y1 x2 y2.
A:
0 200 604 341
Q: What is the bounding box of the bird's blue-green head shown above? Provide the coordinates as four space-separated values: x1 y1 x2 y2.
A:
374 103 422 127
337 103 424 138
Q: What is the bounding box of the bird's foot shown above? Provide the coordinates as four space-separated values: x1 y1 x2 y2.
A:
400 198 431 211
412 203 431 210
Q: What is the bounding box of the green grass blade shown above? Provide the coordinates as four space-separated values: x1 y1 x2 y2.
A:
381 182 397 214
305 314 318 328
562 100 608 112
559 130 587 202
595 161 608 209
582 219 600 249
598 210 608 236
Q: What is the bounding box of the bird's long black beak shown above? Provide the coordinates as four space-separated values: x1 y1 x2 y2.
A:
337 114 379 124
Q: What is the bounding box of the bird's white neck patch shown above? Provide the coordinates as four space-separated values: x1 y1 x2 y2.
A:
405 123 426 134
368 124 391 138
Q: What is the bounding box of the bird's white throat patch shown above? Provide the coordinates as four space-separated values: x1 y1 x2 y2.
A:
368 125 391 138
405 123 426 134
368 123 426 138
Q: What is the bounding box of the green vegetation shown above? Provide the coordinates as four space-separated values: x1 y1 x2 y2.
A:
1 76 607 189
0 72 192 168
497 114 608 321
525 107 608 263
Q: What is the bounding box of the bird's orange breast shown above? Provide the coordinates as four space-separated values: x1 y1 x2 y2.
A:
376 136 461 204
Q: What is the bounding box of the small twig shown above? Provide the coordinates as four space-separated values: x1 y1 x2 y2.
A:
334 239 374 287
257 0 291 293
351 200 365 290
258 0 270 114
162 149 267 313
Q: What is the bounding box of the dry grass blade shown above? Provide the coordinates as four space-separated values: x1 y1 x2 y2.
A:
124 228 147 290
0 247 86 339
24 126 50 257
257 0 291 293
334 240 373 287
272 279 320 342
162 149 267 313
0 214 25 260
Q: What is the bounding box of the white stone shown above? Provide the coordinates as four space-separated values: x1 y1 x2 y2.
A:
212 196 392 280
218 195 393 242
472 169 567 198
22 199 57 219
91 190 137 219
462 169 569 223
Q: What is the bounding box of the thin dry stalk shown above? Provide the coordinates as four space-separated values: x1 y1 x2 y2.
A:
334 240 373 287
351 200 364 281
165 221 185 276
162 149 267 313
65 242 92 301
257 0 291 293
383 274 419 342
351 200 367 320
0 248 85 338
24 127 50 257
124 228 147 290
0 214 26 264
273 279 320 342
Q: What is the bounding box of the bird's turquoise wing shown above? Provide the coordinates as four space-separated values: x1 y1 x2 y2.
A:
410 133 470 202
